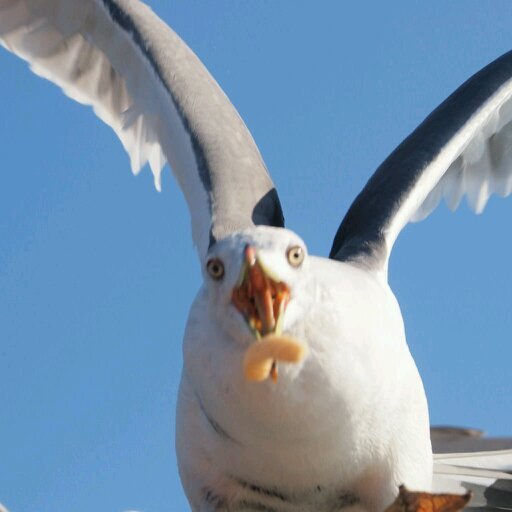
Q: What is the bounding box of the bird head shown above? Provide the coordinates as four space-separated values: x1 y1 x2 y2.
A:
202 226 312 348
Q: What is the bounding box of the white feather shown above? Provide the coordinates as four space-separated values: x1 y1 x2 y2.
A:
0 0 213 254
433 450 512 508
411 90 512 226
389 78 512 259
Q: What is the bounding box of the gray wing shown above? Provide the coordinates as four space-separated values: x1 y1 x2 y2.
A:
330 50 512 273
432 427 512 511
0 0 284 258
432 427 512 454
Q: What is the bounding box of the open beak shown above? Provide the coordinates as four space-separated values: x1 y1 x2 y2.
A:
231 245 290 381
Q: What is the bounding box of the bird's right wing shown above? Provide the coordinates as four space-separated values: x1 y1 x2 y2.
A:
0 0 284 259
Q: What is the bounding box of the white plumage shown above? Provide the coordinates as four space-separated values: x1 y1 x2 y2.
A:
1 1 512 511
412 87 512 222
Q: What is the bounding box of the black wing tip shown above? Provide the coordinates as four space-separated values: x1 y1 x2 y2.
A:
251 188 285 229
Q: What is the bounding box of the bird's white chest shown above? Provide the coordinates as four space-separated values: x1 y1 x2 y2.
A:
177 261 432 511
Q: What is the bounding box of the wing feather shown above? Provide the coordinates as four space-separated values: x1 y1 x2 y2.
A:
330 51 512 272
434 451 512 511
0 0 284 258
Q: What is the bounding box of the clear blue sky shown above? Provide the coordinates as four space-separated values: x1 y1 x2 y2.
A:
1 1 512 511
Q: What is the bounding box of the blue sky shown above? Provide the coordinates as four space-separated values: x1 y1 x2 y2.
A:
1 1 512 511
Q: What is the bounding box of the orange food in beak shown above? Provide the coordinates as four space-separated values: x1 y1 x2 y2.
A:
243 335 307 383
231 245 292 382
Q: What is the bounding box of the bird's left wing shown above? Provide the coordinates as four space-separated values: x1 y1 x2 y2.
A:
0 0 284 258
330 50 512 273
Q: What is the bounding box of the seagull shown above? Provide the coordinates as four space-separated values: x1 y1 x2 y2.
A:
1 1 512 512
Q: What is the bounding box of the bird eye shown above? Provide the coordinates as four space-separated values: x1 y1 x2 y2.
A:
206 258 225 281
286 245 304 267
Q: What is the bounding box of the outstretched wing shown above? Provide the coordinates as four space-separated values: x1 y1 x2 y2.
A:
330 50 512 273
0 0 284 258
